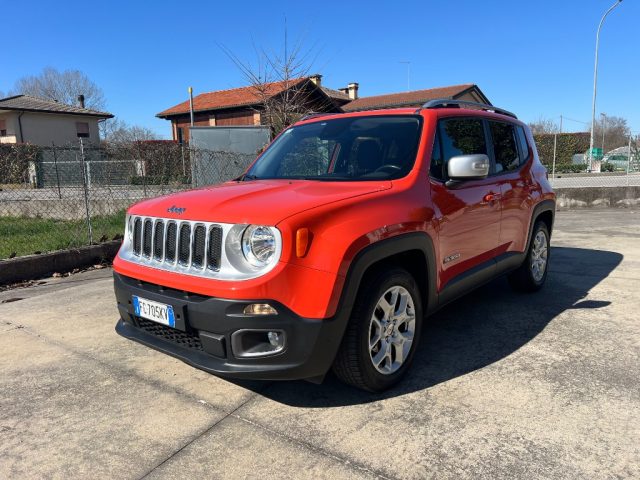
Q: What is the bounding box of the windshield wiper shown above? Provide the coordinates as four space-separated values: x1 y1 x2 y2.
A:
240 174 260 181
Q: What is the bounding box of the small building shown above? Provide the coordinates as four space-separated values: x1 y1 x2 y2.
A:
157 75 352 143
0 95 113 146
341 84 489 111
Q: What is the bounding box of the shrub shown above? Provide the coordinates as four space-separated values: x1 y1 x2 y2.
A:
600 162 616 172
0 143 42 185
552 163 588 174
129 175 190 185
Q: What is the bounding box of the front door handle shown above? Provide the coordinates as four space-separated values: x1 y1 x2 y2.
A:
483 192 501 203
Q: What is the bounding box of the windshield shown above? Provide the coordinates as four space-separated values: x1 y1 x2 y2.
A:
244 115 422 181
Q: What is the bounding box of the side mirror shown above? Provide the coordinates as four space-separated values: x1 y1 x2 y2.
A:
447 154 490 182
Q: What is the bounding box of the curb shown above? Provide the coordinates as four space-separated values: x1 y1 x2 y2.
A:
0 241 122 286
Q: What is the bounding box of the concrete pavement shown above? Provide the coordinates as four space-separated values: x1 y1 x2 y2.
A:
1 209 639 479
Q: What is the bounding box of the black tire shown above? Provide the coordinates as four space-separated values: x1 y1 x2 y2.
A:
332 268 423 392
508 221 550 292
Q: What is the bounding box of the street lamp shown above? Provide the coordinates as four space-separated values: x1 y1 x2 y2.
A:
588 0 623 172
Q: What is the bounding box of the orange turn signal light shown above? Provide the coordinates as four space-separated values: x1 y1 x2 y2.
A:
296 228 310 258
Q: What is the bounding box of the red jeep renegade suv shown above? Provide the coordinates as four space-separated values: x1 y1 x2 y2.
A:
113 99 555 392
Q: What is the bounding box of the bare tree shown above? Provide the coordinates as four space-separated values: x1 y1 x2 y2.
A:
100 118 158 144
528 117 560 134
10 67 106 110
594 115 630 152
220 35 334 135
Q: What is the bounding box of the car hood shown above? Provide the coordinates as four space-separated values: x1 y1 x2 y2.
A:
128 179 392 225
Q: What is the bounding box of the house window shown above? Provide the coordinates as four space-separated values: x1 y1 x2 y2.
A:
76 122 90 138
0 119 6 136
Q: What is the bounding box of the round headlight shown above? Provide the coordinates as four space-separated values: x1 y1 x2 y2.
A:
241 225 276 267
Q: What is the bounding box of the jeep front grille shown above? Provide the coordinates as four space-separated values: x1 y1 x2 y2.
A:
121 215 282 281
129 216 222 273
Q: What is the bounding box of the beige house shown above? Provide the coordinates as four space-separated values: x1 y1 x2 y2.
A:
0 95 113 146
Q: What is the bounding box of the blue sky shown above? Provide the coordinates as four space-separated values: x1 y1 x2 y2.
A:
2 0 638 138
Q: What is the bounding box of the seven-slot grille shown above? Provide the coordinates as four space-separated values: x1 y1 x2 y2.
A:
131 216 222 271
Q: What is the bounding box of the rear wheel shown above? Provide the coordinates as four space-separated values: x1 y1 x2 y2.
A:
332 268 422 392
508 221 550 292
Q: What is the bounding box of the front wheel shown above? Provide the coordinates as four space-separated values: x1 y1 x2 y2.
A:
508 221 550 292
332 268 423 392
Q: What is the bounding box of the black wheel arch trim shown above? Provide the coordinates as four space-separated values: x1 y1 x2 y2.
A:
525 199 555 253
334 232 438 321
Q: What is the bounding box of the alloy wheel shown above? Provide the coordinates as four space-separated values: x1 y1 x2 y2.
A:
530 230 548 282
368 286 416 375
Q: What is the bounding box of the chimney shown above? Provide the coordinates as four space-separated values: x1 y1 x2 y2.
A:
347 82 359 100
309 74 322 87
77 94 85 108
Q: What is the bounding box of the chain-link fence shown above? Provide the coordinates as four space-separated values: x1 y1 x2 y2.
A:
0 141 255 259
533 132 640 188
546 152 640 188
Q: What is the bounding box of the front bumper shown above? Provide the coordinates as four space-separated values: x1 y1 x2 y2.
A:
113 272 344 381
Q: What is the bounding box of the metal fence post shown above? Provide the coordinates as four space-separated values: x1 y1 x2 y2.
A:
79 138 93 245
181 143 186 177
627 136 632 186
51 141 62 198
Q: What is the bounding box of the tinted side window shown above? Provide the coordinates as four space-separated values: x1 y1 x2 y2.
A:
516 126 530 164
490 122 520 173
432 118 487 181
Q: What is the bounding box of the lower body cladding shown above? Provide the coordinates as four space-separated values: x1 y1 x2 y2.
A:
113 272 344 382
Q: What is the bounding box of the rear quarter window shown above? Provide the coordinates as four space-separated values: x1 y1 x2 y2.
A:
516 126 531 164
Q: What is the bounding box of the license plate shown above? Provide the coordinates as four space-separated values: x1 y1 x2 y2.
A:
133 295 175 328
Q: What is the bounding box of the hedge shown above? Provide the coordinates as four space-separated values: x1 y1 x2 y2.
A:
533 132 590 167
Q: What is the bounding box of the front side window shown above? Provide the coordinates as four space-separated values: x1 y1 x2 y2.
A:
245 115 422 181
431 118 487 181
490 121 520 173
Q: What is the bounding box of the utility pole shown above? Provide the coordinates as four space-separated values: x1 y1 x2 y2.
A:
552 115 563 179
601 112 607 153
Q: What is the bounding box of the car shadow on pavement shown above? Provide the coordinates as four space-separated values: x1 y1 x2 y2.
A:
250 246 623 407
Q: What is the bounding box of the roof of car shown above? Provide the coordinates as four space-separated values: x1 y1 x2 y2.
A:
296 105 521 126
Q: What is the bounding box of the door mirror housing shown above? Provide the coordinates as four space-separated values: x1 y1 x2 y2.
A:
447 154 490 182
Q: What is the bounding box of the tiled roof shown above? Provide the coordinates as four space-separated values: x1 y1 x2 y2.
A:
320 86 350 102
0 95 113 118
157 78 308 118
342 84 479 111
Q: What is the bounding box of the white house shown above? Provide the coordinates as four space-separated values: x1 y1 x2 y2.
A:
0 95 113 147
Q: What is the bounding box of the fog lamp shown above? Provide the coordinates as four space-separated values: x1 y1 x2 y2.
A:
268 331 283 347
243 303 278 315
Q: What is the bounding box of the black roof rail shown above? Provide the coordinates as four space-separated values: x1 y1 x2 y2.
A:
418 99 518 119
300 111 336 121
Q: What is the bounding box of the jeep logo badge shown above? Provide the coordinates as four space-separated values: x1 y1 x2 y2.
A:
167 205 186 215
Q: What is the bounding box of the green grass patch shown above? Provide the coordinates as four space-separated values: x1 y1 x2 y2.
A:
0 210 125 259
